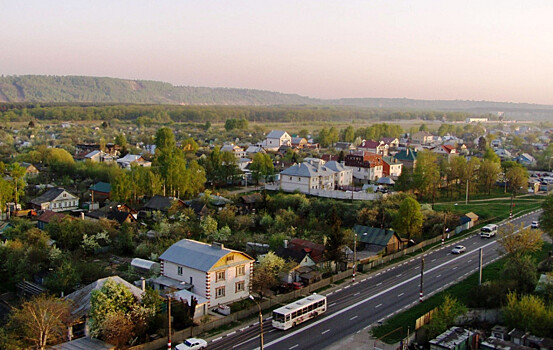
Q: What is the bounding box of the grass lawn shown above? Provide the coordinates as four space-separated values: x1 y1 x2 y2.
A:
371 243 552 343
434 196 543 222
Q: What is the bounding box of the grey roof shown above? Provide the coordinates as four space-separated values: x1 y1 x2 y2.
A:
159 239 252 272
377 177 395 185
353 225 398 246
267 130 288 139
323 160 347 172
280 162 336 178
51 337 115 350
30 187 77 205
142 195 177 211
64 276 143 320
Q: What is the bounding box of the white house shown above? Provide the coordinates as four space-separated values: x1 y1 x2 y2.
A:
116 154 152 169
323 160 353 187
221 144 246 159
265 130 291 151
29 187 79 212
279 162 337 193
158 240 254 309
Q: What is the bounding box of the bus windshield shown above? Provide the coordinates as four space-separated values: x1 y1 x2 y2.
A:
273 312 285 323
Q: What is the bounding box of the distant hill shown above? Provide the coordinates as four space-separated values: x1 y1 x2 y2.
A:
1 75 553 119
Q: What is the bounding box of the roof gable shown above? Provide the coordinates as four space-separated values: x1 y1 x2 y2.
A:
353 225 397 246
267 130 289 139
31 188 78 205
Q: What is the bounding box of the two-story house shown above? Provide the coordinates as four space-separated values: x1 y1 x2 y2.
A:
279 162 337 193
382 156 403 178
158 240 254 308
29 188 79 212
344 152 384 183
358 140 389 156
411 131 434 145
323 160 353 187
220 144 246 159
265 130 291 151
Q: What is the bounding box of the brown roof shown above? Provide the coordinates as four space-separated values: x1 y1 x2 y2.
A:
37 210 70 223
288 238 326 263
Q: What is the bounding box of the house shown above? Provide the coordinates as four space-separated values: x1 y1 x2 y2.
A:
245 145 265 155
291 137 308 149
411 131 434 145
30 188 79 212
238 157 252 172
358 140 389 156
183 200 210 218
381 137 400 149
334 142 355 151
116 154 151 169
274 239 328 284
495 148 512 160
19 162 39 178
432 144 458 161
515 153 536 166
323 160 353 187
279 162 337 193
344 152 384 183
382 157 403 178
265 130 291 151
429 327 477 350
393 149 418 168
64 276 143 338
89 182 111 201
239 193 263 212
37 210 71 230
85 210 136 225
221 144 246 159
142 195 185 213
83 150 114 163
353 225 404 255
158 239 254 308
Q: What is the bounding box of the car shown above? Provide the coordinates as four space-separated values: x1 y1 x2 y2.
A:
451 245 466 254
531 221 540 229
175 338 208 350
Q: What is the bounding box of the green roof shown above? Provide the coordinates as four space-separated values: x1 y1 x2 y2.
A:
394 149 417 162
90 182 111 193
353 224 397 246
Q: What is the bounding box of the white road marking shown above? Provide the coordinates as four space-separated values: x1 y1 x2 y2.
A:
431 259 436 262
213 336 223 342
396 274 402 277
322 329 331 335
453 266 458 270
354 292 360 296
228 331 236 336
263 225 530 349
240 327 249 331
336 289 342 292
350 315 358 320
362 279 367 282
289 345 299 349
375 303 382 308
329 303 336 307
377 282 382 286
344 285 350 289
436 275 441 278
398 292 404 297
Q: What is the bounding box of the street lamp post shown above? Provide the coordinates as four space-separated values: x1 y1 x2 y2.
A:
410 239 425 303
249 295 264 350
353 233 357 283
509 190 514 219
167 295 172 350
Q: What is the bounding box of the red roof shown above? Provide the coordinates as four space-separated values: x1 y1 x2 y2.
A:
358 140 380 149
37 210 70 223
288 238 326 263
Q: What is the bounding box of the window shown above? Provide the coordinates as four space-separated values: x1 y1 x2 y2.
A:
216 270 225 282
235 281 245 292
215 286 225 298
177 266 183 276
236 265 245 276
226 255 234 263
289 177 292 181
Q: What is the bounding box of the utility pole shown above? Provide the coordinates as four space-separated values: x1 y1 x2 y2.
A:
465 178 469 205
509 191 514 219
353 233 357 283
167 296 172 350
419 256 425 303
478 248 483 286
442 212 446 245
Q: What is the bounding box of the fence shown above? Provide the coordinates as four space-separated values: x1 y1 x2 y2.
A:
128 270 353 350
264 183 381 201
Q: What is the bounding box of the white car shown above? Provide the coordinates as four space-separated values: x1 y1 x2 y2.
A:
451 245 466 254
531 221 540 229
176 338 208 350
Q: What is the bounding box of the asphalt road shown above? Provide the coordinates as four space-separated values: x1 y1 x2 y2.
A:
206 210 541 350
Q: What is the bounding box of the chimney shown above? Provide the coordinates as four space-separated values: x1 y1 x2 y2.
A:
141 277 146 292
212 242 223 250
284 239 288 249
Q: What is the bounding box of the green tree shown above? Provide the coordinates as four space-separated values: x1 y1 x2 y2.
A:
342 126 355 143
413 150 440 202
478 159 501 195
250 153 274 185
506 164 528 195
483 147 501 164
540 195 553 238
393 196 423 241
6 294 71 350
425 295 467 339
182 137 199 153
115 133 127 149
8 163 26 208
89 279 138 335
324 208 347 272
251 251 288 298
503 292 553 336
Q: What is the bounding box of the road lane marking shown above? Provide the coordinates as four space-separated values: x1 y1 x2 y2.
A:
240 327 249 331
362 279 367 282
213 336 222 342
228 331 236 336
290 345 299 349
350 315 358 320
354 292 360 296
398 293 404 297
377 282 382 286
396 274 402 277
344 285 350 289
336 289 342 292
376 304 382 308
322 329 330 335
263 225 530 349
436 275 441 278
431 259 436 262
329 303 336 307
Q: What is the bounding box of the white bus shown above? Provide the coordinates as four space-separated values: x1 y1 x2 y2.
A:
272 294 327 330
480 224 498 238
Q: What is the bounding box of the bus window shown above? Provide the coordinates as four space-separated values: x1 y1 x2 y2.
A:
286 315 290 321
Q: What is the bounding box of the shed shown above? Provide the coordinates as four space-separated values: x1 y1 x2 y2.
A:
131 258 160 274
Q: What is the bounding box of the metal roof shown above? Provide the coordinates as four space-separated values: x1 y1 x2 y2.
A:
280 162 336 178
159 239 253 272
353 225 397 246
30 187 77 205
267 130 289 139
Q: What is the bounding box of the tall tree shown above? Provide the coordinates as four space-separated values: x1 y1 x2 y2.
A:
540 195 553 238
250 153 274 185
478 159 501 195
413 150 440 202
393 196 423 241
6 294 71 350
324 208 347 272
506 164 528 195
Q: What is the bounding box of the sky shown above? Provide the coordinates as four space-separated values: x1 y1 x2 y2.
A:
1 0 553 104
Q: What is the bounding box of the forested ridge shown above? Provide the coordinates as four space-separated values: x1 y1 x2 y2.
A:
1 76 553 120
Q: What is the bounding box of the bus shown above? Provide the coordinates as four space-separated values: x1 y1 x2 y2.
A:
272 294 327 330
480 224 498 238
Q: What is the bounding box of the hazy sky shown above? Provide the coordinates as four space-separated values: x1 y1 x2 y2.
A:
1 1 553 103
